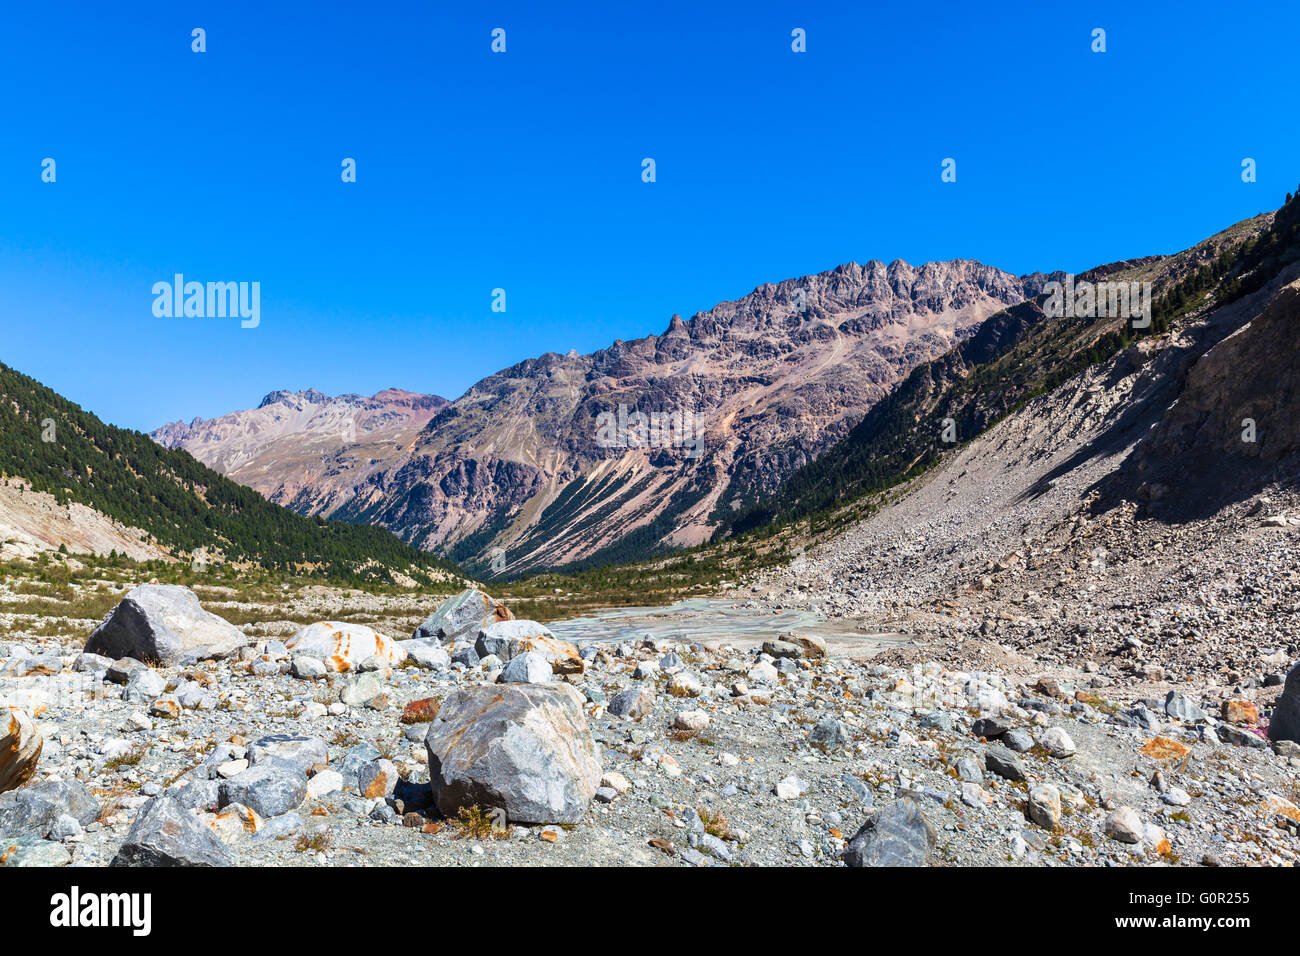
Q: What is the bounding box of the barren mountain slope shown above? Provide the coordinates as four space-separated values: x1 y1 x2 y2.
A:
153 388 448 516
157 260 1040 574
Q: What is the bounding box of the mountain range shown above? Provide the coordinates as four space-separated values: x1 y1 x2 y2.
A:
152 259 1052 575
6 191 1296 583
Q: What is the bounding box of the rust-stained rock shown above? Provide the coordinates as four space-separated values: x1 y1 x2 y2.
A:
413 588 513 644
425 683 601 825
402 697 442 724
505 634 584 675
779 632 828 659
0 701 42 794
285 621 406 673
205 802 264 843
1221 699 1258 725
1140 736 1191 763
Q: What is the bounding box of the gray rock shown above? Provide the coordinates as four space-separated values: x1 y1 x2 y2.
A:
1027 784 1061 829
919 711 954 733
121 668 167 704
1274 739 1300 759
218 760 307 818
450 646 480 669
405 639 451 670
809 717 849 751
247 735 328 775
1104 806 1143 844
1165 691 1207 723
1038 727 1076 758
85 584 246 664
356 759 398 799
72 652 114 673
112 795 233 866
425 683 601 825
0 836 71 866
291 656 327 679
412 588 512 643
481 619 560 658
169 779 221 812
607 688 654 719
337 743 382 790
971 716 1010 739
761 640 802 659
252 812 303 842
1002 728 1035 752
339 674 382 706
1268 662 1300 744
105 657 147 684
0 779 99 837
843 798 936 866
44 814 80 843
498 650 553 684
984 745 1027 781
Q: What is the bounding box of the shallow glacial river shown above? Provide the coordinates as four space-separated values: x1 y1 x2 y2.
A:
546 597 910 655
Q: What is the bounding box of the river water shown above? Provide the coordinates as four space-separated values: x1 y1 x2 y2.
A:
546 597 910 655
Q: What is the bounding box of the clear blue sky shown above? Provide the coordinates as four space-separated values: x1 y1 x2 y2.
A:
2 0 1296 432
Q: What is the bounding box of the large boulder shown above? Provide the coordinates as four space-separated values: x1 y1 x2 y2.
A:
112 795 233 866
844 798 936 867
1269 662 1300 745
413 589 512 644
0 699 42 793
85 584 247 665
285 622 405 673
0 779 99 838
425 684 600 824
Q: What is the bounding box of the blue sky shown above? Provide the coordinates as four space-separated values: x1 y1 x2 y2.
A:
2 0 1297 432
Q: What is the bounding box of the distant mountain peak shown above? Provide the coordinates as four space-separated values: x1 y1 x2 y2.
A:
257 388 329 409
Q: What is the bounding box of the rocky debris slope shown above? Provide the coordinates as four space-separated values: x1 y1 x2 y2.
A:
1 586 1298 867
0 478 168 563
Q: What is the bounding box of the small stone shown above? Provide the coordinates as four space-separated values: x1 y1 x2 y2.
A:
809 717 849 751
149 696 181 720
357 759 398 799
607 688 654 720
1002 728 1034 752
307 769 343 799
984 745 1027 782
672 710 710 732
1038 727 1076 758
1028 784 1061 829
291 656 327 679
600 772 631 794
843 798 936 867
1104 806 1143 844
775 774 807 800
340 674 383 706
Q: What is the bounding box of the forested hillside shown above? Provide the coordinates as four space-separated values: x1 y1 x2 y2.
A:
0 362 464 583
